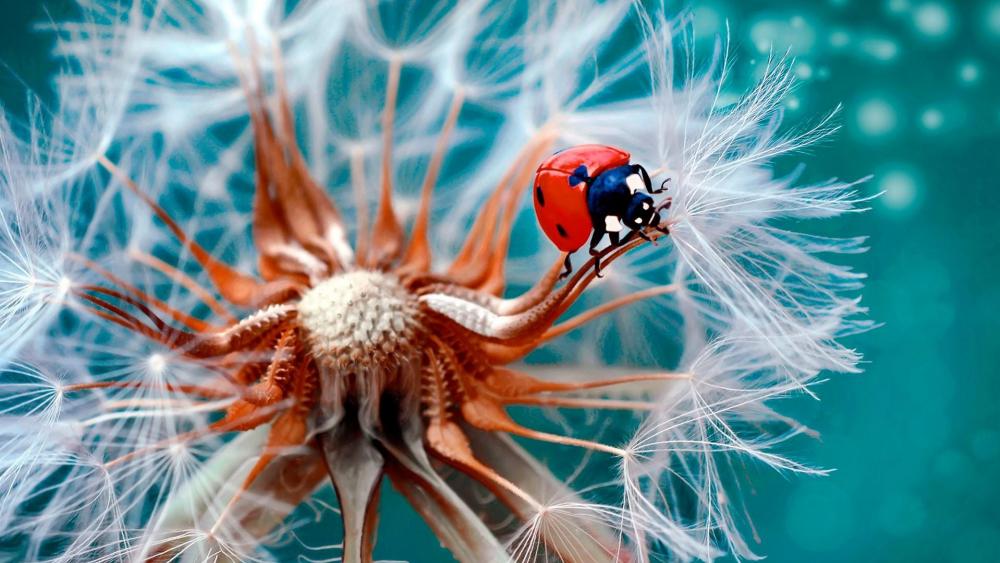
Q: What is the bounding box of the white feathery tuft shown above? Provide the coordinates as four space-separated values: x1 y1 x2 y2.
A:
620 336 830 560
0 113 75 365
636 9 871 378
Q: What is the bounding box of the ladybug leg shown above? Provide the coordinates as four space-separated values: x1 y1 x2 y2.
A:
560 254 573 279
588 229 606 278
588 229 605 255
632 229 653 243
622 229 653 248
633 164 653 193
592 232 621 278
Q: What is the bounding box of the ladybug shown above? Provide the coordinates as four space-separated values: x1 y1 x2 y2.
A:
532 144 670 278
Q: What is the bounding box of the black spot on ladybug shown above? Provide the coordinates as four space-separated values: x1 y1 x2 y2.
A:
569 165 590 186
535 185 545 207
556 224 568 238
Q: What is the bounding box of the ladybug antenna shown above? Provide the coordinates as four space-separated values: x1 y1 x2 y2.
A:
568 165 592 187
660 177 671 192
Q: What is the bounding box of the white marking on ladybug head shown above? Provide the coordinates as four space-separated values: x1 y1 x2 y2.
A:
642 201 650 210
626 173 644 194
605 215 624 232
634 217 643 225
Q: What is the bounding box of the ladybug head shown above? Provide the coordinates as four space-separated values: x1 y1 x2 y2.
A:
625 192 659 228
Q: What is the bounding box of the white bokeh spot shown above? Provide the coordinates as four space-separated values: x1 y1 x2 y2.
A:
876 163 924 216
853 95 900 140
912 2 952 38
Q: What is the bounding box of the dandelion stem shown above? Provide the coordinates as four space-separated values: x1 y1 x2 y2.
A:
95 154 265 307
100 400 287 468
81 399 234 427
549 371 693 391
63 380 234 400
69 253 219 332
507 395 657 411
542 284 678 342
128 250 236 323
369 56 405 266
402 88 465 272
349 147 370 262
102 429 201 469
477 134 557 295
507 425 629 458
429 422 545 514
448 128 554 281
488 367 691 396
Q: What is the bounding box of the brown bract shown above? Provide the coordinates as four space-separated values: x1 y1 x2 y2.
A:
72 44 679 563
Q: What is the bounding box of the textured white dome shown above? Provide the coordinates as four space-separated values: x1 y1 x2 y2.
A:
297 270 419 368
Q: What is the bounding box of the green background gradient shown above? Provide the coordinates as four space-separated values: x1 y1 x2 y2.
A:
1 0 997 561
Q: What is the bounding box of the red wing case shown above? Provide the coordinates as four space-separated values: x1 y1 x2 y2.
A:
532 145 631 252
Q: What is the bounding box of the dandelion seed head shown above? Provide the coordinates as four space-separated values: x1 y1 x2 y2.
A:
298 270 419 368
0 1 871 560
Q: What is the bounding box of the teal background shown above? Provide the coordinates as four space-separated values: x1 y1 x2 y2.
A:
1 0 998 561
